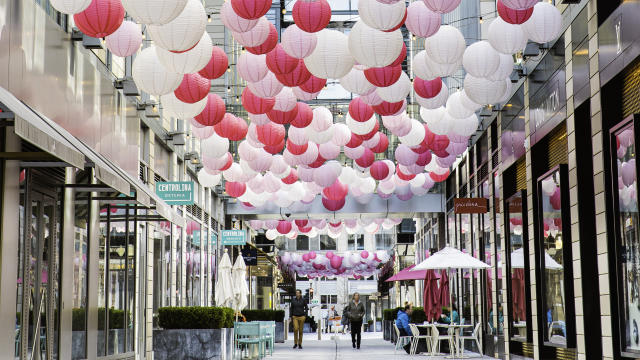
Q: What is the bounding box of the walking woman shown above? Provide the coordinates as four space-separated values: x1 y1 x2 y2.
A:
346 292 365 349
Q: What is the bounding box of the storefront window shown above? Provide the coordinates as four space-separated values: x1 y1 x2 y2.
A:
506 193 527 341
204 227 209 305
186 220 201 306
320 234 337 250
72 185 89 359
174 225 183 305
375 233 393 250
347 234 364 250
447 211 456 246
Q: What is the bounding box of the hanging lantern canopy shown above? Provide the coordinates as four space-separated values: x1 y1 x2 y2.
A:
276 61 312 87
248 72 283 98
304 29 355 79
105 21 142 58
74 0 124 38
245 22 278 54
413 77 442 99
195 94 226 126
423 0 461 14
241 87 275 115
266 44 300 75
237 52 268 83
376 71 411 103
174 73 210 104
523 2 563 44
161 93 207 119
364 65 402 88
501 0 538 10
415 82 448 109
340 67 376 95
199 47 228 80
372 99 406 116
147 0 207 52
425 25 466 65
462 40 501 78
348 21 404 68
281 24 318 59
50 0 91 14
231 0 271 20
358 0 406 31
405 1 441 38
121 0 187 25
219 1 258 33
497 0 533 25
464 74 507 105
349 97 375 122
292 0 332 33
132 47 182 96
156 32 213 74
487 17 527 55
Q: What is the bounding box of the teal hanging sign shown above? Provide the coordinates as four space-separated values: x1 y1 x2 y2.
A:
155 181 194 205
221 230 246 246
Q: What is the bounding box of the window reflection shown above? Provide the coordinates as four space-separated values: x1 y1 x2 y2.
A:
186 220 201 306
507 194 527 341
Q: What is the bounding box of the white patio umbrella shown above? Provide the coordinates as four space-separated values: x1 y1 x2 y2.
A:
412 247 490 325
232 254 250 317
215 249 234 308
510 248 562 270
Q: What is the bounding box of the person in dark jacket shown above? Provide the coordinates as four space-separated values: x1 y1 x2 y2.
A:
345 292 366 349
291 290 308 349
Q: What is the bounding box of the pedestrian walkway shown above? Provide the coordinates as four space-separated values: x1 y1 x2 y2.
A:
272 332 494 359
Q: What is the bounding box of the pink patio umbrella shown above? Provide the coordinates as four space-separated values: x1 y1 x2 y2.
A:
385 264 427 281
423 269 441 322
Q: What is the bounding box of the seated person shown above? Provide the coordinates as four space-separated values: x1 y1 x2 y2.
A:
395 305 413 336
439 305 460 325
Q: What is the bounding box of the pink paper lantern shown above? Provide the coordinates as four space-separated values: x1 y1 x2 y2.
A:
370 161 390 180
501 0 538 10
214 114 248 141
371 133 389 153
423 0 462 14
241 87 275 115
497 0 533 25
220 1 258 32
199 47 228 79
277 220 293 234
105 20 142 57
405 1 441 38
550 187 562 210
257 122 286 146
266 44 300 75
416 151 432 166
195 94 226 126
281 24 318 59
267 107 299 125
287 139 309 155
293 0 332 33
291 102 314 128
281 168 298 184
345 133 364 148
356 148 375 168
245 22 278 55
275 61 312 87
300 75 327 93
231 0 271 20
330 256 343 269
263 140 285 154
323 179 349 200
349 97 375 122
395 144 419 166
322 196 346 211
364 64 402 87
361 250 369 259
225 181 247 197
622 160 637 187
372 100 405 116
74 0 125 38
430 171 449 182
413 77 443 98
174 73 210 103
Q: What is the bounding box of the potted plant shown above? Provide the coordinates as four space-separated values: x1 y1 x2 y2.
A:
367 319 374 332
375 317 382 332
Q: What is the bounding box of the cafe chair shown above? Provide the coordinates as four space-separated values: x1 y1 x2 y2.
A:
393 323 413 355
429 323 455 357
458 323 483 357
409 323 431 355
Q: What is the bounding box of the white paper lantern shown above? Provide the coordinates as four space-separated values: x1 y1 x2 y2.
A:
346 114 377 135
50 0 91 14
488 53 515 81
376 71 411 103
156 32 212 74
238 52 268 83
462 40 500 78
122 0 187 25
198 169 221 188
272 87 297 112
161 93 208 119
497 78 514 103
132 46 182 96
424 109 451 135
281 24 318 59
232 17 271 47
248 72 283 98
464 74 507 105
332 123 352 146
147 0 207 52
460 90 482 112
348 21 404 68
292 87 320 101
304 30 355 79
344 145 365 159
425 25 466 65
450 114 479 137
358 0 406 31
415 82 448 109
413 50 461 80
105 21 142 58
340 67 375 95
420 106 446 124
219 1 258 33
398 119 426 146
311 107 334 132
488 18 527 55
319 141 341 159
523 2 563 44
446 91 475 119
201 132 230 159
288 126 309 145
307 126 335 144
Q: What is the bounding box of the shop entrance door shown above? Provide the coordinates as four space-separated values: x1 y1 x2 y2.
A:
18 183 60 360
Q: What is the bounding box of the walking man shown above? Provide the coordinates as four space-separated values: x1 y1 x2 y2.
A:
345 292 366 349
291 289 308 349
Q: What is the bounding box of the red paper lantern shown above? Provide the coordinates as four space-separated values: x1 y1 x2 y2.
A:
323 179 348 200
389 41 407 67
282 168 299 184
241 87 275 115
174 73 210 104
195 94 226 126
396 166 416 181
322 196 345 211
413 77 443 98
266 44 299 75
267 105 299 124
295 219 309 227
550 188 562 210
416 151 432 166
256 122 286 146
382 8 407 32
263 139 285 154
291 102 313 128
214 114 248 141
225 181 247 197
275 60 312 86
245 23 278 54
411 142 430 154
355 148 375 168
74 0 124 38
497 0 533 25
277 220 293 234
293 0 332 33
299 75 327 93
369 161 389 180
349 97 374 122
286 139 309 155
364 65 402 87
430 171 449 182
422 124 436 148
371 132 389 153
308 153 326 168
432 149 449 158
199 46 228 80
431 135 450 152
231 0 271 20
345 132 364 148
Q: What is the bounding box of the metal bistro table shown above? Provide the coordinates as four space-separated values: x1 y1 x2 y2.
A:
436 323 473 358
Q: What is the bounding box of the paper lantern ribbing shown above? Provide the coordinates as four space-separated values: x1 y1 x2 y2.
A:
266 44 300 75
502 0 538 10
300 75 327 93
268 106 299 125
322 197 346 211
523 2 562 44
105 21 142 58
323 180 349 200
132 47 182 96
340 67 376 95
231 0 271 20
376 71 411 103
487 18 527 55
348 21 404 68
226 181 247 197
241 87 275 115
161 92 207 119
364 65 402 88
497 0 533 25
281 25 318 59
198 169 221 188
292 0 332 33
405 1 441 38
413 77 442 99
369 161 390 180
74 0 124 38
291 102 314 128
488 53 515 81
304 30 355 79
147 0 207 52
156 32 212 74
174 73 209 104
219 1 258 33
50 0 91 14
276 61 312 87
245 22 278 55
349 97 375 122
462 40 501 78
199 47 228 80
416 82 448 109
248 72 283 98
232 17 271 47
237 52 268 83
373 100 406 116
445 92 474 119
358 0 406 31
257 122 286 146
195 94 226 126
215 114 248 141
464 74 507 105
202 133 230 159
121 0 187 25
425 25 466 65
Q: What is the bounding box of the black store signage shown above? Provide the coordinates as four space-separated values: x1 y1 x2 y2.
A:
599 1 640 86
529 69 567 145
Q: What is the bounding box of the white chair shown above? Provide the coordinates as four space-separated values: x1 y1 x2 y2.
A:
393 323 413 355
458 323 483 357
429 323 455 356
409 323 431 355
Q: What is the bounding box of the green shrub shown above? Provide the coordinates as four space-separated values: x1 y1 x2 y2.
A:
410 307 427 323
241 310 285 322
158 307 234 329
71 308 129 331
382 307 403 321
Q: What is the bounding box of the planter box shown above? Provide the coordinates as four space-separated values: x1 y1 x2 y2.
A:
375 321 382 332
153 328 234 360
383 320 392 341
275 322 284 343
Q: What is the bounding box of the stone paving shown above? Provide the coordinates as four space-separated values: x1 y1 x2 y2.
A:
271 332 495 360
